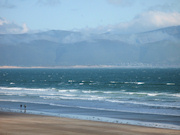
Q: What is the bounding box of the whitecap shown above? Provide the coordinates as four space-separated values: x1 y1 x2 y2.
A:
82 90 99 94
124 82 145 85
121 90 126 92
127 92 134 95
110 81 117 84
136 82 145 85
103 91 113 94
69 89 78 92
82 90 92 93
89 83 96 85
25 88 47 91
68 80 75 83
166 83 175 85
171 94 180 97
58 89 78 93
147 93 158 96
58 90 68 93
0 87 23 91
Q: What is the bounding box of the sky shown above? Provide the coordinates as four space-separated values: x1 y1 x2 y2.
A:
0 0 180 34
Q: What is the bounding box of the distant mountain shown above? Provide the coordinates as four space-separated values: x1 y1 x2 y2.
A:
0 26 180 67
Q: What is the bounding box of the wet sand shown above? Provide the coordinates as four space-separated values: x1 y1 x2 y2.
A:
0 111 180 135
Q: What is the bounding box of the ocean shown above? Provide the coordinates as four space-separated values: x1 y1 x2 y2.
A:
0 68 180 129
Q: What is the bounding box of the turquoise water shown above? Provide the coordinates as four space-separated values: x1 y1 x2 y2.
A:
0 68 180 129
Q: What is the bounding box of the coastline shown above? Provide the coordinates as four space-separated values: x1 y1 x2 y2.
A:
1 100 180 130
0 111 180 135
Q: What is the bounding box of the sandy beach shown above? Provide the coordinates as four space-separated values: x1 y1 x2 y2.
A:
0 111 180 135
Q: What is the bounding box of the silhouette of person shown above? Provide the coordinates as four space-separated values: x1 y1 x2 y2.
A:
24 105 26 113
20 104 22 112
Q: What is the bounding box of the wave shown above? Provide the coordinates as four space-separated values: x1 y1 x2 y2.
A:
2 92 178 110
108 81 178 86
166 83 175 85
38 94 180 109
82 90 100 94
106 99 180 109
0 86 49 92
108 81 146 85
1 86 180 111
48 102 180 117
58 89 78 93
1 86 179 99
1 99 180 117
124 82 145 85
68 80 75 83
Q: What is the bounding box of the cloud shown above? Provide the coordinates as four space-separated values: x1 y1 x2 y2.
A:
0 17 29 34
88 11 180 34
37 0 61 6
124 11 180 32
0 0 16 8
107 0 134 7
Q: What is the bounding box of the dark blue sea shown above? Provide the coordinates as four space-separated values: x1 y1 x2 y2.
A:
0 68 180 129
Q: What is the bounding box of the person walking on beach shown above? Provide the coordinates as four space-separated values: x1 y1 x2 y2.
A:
20 104 22 112
24 104 26 113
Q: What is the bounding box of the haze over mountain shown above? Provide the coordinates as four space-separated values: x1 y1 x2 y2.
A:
0 25 180 67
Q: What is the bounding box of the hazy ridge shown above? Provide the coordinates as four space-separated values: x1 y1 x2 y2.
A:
0 26 180 67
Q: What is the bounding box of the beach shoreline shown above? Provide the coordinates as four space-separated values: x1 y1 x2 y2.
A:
0 111 180 135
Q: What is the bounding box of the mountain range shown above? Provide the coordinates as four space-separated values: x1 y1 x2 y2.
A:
0 26 180 67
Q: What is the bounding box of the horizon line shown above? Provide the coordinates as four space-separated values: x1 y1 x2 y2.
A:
0 65 180 69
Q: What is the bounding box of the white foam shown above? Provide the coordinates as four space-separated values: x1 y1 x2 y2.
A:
58 90 68 93
147 93 158 96
106 99 180 109
58 89 78 93
68 80 75 83
82 90 99 94
0 87 48 92
110 81 117 84
172 94 180 97
166 83 175 85
103 91 114 94
136 82 145 85
26 88 48 91
69 89 78 92
0 87 23 91
40 96 60 100
124 82 145 85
